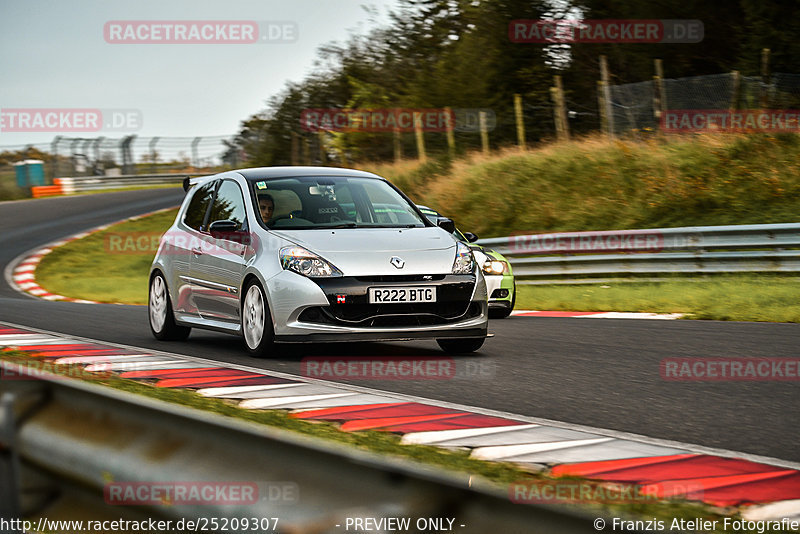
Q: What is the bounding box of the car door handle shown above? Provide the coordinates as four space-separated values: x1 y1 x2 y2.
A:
191 247 203 256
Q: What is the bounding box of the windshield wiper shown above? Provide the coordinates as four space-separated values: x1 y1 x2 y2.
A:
326 222 360 228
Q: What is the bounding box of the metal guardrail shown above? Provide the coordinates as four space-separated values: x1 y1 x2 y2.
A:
54 173 214 193
476 223 800 279
0 362 601 533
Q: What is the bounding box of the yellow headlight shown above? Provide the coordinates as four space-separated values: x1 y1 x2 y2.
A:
483 261 506 275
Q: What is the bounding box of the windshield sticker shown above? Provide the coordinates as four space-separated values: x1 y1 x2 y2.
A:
256 181 267 189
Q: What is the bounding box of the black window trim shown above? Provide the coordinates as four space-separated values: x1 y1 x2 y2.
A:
207 178 249 234
182 179 219 234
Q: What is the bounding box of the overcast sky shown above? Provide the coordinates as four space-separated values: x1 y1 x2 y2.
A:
0 0 400 148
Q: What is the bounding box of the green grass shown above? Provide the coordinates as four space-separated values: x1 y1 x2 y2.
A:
516 275 800 322
0 350 741 526
34 208 178 304
0 170 30 200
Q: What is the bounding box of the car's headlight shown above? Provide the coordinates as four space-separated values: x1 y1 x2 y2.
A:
279 246 343 278
451 241 475 274
483 260 508 275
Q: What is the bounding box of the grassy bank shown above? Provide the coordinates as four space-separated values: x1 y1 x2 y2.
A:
34 208 178 304
0 170 30 200
366 133 800 238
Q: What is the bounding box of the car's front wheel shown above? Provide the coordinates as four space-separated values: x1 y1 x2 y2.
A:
242 279 275 357
149 272 190 341
436 338 485 354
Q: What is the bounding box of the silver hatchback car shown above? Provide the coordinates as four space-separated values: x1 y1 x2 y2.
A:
148 167 489 356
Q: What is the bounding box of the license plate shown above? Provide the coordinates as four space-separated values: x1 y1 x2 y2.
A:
368 287 436 304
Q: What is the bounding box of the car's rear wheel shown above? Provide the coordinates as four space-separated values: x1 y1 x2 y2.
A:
242 279 275 357
436 337 485 354
149 272 190 341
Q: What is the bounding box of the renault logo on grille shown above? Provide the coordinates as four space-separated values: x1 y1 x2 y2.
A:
390 256 405 269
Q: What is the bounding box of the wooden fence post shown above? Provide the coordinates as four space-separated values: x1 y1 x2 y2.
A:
552 76 570 141
761 48 771 108
290 132 299 165
514 94 526 148
730 70 741 111
414 112 427 163
479 111 490 155
653 59 667 121
318 132 327 164
599 55 615 138
444 106 456 158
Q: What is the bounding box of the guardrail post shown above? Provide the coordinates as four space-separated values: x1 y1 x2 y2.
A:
120 136 136 175
50 136 61 182
191 137 202 169
148 137 160 174
0 392 22 527
69 139 81 176
92 137 104 176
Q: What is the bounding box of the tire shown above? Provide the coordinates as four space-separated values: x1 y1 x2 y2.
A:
149 272 190 341
489 282 516 319
241 279 275 357
436 337 485 354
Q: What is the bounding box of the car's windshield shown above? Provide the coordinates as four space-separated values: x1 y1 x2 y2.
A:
251 176 427 230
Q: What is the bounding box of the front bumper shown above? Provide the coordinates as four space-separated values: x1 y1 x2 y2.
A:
485 273 514 308
265 270 489 342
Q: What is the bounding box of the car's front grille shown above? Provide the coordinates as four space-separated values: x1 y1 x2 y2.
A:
298 302 482 327
299 274 480 327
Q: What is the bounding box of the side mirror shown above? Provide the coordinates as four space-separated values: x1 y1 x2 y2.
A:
463 232 479 243
436 217 456 234
209 220 250 245
209 220 238 233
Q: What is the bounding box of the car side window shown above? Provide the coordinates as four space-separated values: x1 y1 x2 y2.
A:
208 179 247 231
183 181 216 232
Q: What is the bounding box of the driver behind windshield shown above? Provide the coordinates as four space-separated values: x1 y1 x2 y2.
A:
258 194 275 224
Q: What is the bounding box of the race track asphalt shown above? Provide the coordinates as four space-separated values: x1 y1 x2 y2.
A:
1 189 798 462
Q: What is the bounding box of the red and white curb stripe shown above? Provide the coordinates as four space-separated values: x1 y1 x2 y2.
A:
1 323 798 520
4 207 177 304
512 310 683 319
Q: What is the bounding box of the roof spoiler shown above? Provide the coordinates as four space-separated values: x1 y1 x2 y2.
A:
182 176 205 192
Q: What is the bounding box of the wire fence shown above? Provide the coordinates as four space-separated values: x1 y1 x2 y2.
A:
0 135 241 199
608 71 800 134
4 71 800 200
